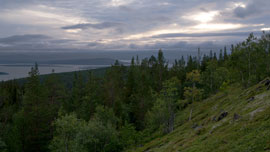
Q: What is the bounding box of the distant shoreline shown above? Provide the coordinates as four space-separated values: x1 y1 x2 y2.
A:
0 64 110 81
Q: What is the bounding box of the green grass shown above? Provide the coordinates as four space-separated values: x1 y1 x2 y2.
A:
130 79 270 152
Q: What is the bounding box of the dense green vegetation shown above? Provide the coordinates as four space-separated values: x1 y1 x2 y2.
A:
15 67 108 88
0 32 270 152
131 80 270 152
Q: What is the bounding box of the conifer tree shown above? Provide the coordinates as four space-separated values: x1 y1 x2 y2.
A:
13 63 52 151
224 46 228 61
44 70 66 120
80 71 102 120
219 49 223 65
103 60 126 119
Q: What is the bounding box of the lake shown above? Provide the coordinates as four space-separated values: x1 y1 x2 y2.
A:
0 64 110 81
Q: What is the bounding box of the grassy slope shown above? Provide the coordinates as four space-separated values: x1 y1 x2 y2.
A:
131 79 270 152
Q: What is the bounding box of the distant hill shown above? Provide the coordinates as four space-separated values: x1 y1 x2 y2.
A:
40 58 128 65
14 67 108 88
0 57 128 65
130 78 270 152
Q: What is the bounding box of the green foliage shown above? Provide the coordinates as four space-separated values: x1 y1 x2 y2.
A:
219 81 229 95
147 98 169 131
50 111 121 152
67 72 86 115
103 61 126 119
131 80 270 152
7 110 26 152
147 77 180 134
202 60 229 95
80 72 102 121
86 118 120 152
119 123 141 149
0 137 7 152
228 33 270 87
184 70 203 102
183 87 203 102
12 64 54 152
186 70 200 83
0 64 63 152
49 113 88 152
93 105 119 127
1 33 270 152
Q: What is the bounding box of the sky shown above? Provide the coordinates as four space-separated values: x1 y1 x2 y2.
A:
0 0 269 51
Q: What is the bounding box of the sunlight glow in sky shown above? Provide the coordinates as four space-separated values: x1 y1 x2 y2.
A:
0 0 269 50
234 2 246 8
193 23 244 31
190 11 219 23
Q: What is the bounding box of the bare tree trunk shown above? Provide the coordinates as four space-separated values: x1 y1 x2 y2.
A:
189 107 193 121
189 82 195 121
266 44 270 76
210 71 213 92
248 49 251 86
240 71 244 86
65 138 69 152
168 111 175 133
165 103 175 134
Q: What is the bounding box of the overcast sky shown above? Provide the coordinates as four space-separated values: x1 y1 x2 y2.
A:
0 0 269 51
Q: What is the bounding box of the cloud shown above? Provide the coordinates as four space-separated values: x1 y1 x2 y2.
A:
107 0 134 7
152 31 262 38
49 39 77 44
261 28 270 31
183 11 219 23
233 0 270 18
0 7 88 27
0 34 80 49
128 40 224 51
62 22 125 30
0 34 51 44
87 42 100 47
0 0 269 51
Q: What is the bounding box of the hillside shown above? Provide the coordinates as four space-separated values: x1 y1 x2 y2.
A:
1 32 270 152
14 67 108 87
130 78 270 152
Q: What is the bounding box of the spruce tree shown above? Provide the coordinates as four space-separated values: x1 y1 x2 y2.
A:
224 46 228 61
14 63 52 151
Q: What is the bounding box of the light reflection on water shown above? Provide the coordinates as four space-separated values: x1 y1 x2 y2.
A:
0 64 110 81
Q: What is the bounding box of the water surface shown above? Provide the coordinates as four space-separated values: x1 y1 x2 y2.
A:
0 64 110 81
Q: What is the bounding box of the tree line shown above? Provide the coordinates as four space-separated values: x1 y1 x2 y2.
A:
0 32 269 152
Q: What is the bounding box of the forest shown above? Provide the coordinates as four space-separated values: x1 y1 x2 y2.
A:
0 32 270 152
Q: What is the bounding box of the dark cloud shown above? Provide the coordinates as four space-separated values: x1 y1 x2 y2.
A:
0 34 79 49
61 22 125 30
234 7 253 19
0 0 36 9
152 31 262 38
0 0 269 51
0 34 51 45
233 0 270 18
49 39 77 44
87 42 100 47
128 41 223 51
